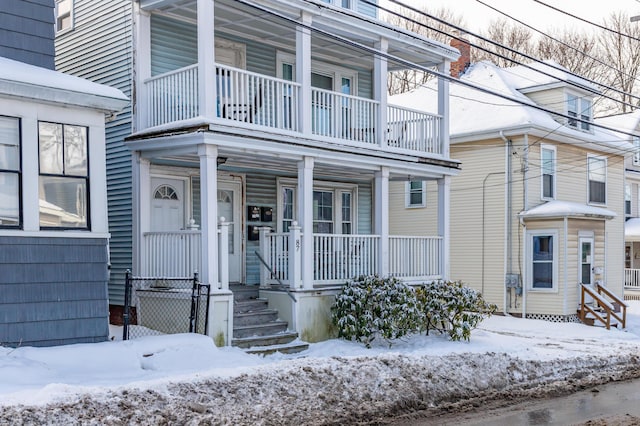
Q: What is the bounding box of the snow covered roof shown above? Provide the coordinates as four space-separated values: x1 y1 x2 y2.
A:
0 56 128 113
389 61 631 155
626 218 640 242
596 110 640 139
519 200 617 220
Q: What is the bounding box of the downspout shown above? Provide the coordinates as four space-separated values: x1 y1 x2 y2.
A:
500 131 512 315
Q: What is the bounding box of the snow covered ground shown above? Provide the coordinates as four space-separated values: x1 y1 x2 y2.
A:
2 304 640 424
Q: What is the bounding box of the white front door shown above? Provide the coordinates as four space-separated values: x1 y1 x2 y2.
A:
218 180 243 283
151 177 185 231
579 236 594 303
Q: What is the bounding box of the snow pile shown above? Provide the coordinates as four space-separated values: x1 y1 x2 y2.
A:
1 304 640 424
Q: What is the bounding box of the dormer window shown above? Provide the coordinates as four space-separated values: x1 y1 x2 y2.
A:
567 93 592 132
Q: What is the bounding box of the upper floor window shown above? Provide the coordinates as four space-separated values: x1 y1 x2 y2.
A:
626 184 632 217
541 145 556 200
634 136 640 166
587 155 606 205
56 0 74 33
0 116 21 228
38 122 89 229
321 0 355 10
406 180 426 208
567 93 592 132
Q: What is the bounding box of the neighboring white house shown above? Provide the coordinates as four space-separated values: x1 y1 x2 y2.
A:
391 57 630 324
56 0 460 347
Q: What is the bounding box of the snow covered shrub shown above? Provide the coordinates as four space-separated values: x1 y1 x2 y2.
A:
331 275 421 348
415 280 497 341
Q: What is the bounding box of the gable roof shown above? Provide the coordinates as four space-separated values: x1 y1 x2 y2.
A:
389 61 631 155
0 56 128 113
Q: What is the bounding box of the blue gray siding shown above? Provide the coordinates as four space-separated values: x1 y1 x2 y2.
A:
0 0 55 69
0 237 109 347
55 0 133 306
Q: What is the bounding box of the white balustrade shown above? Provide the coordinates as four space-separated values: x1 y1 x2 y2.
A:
143 231 202 278
387 105 442 154
263 232 291 285
311 88 379 144
144 64 199 128
389 236 443 280
625 268 640 288
312 234 380 284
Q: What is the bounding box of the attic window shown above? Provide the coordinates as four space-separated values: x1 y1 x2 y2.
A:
56 0 74 33
567 93 592 132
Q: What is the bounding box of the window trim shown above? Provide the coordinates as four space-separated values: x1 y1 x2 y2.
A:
0 115 22 229
527 229 558 292
540 144 556 201
276 177 358 234
38 121 90 230
566 91 593 133
55 0 74 34
405 180 426 208
587 154 607 206
276 51 358 95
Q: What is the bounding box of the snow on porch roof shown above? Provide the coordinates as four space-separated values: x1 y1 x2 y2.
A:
520 200 617 220
626 218 640 242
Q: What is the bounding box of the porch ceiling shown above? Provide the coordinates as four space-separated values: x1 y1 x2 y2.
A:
139 0 452 70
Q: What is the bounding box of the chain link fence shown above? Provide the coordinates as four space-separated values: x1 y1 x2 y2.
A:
122 271 210 340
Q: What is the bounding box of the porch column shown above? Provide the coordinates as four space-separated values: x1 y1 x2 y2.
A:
197 0 216 118
438 176 451 280
198 144 218 287
298 157 314 289
131 152 151 275
296 11 312 134
375 167 390 277
374 37 388 148
437 61 451 157
132 2 151 131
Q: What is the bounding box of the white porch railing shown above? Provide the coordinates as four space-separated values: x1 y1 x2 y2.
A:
145 64 199 128
387 105 442 155
142 64 444 156
142 225 229 289
262 232 291 285
389 236 443 280
313 234 380 283
311 87 380 144
625 268 640 289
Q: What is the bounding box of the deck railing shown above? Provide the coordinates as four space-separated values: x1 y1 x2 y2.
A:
142 64 444 156
313 234 380 283
389 236 443 280
625 268 640 289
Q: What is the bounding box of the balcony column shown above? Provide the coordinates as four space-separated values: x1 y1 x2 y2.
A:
438 176 451 280
374 37 388 148
131 152 150 275
298 156 314 289
198 143 218 287
132 2 151 131
296 11 312 134
437 61 451 157
375 167 390 277
198 0 216 118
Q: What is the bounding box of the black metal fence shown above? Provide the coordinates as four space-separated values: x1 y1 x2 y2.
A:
123 271 210 340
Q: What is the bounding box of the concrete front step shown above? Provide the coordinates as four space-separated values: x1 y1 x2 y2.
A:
244 341 310 356
232 331 299 349
234 309 279 326
234 298 269 314
230 284 259 301
233 320 288 338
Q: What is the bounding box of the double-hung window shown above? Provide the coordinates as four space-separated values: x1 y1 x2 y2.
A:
626 184 632 217
529 231 556 290
38 122 89 229
56 0 74 33
587 155 606 205
541 145 555 200
633 136 640 166
0 116 21 228
406 180 426 208
566 93 592 131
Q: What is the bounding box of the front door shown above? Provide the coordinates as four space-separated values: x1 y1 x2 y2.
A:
218 179 243 283
151 177 186 231
579 236 594 303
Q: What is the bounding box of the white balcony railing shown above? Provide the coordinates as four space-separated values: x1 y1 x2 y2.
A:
143 63 444 156
625 268 640 289
389 236 443 280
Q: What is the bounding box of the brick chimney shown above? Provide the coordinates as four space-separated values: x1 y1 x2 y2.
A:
450 34 471 78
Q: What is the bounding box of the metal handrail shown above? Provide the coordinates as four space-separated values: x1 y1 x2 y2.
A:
254 250 297 302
